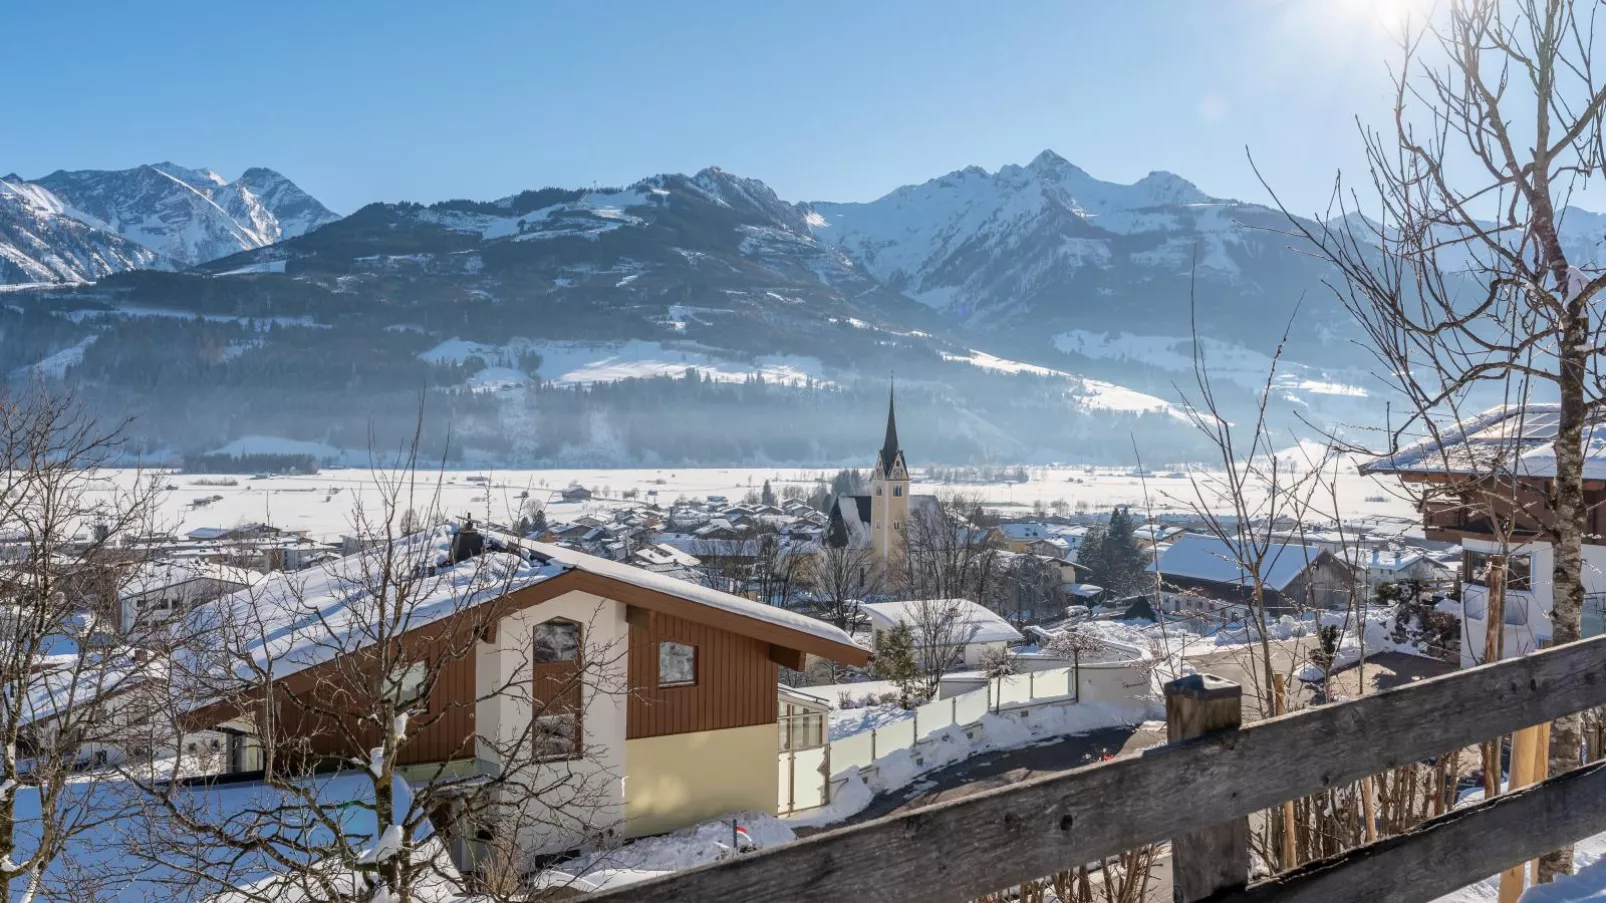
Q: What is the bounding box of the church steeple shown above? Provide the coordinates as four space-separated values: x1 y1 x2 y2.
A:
879 382 901 475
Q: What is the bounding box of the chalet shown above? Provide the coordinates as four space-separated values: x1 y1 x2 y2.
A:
184 523 868 858
1362 404 1606 666
560 485 592 502
1149 532 1357 617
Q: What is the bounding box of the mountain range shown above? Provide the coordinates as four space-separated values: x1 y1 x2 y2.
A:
0 152 1436 465
0 163 339 283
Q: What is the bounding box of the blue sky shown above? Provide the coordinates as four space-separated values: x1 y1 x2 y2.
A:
4 1 1431 215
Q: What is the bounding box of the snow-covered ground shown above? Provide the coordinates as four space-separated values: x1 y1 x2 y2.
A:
787 700 1162 830
81 460 1419 544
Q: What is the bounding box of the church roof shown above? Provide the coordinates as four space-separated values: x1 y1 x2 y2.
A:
879 384 902 474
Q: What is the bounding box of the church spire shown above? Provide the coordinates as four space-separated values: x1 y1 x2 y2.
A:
879 380 901 474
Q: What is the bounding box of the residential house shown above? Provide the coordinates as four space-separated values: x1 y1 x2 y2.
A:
560 485 593 502
859 598 1024 668
184 525 869 857
1362 404 1606 666
120 560 259 633
994 522 1049 553
1149 532 1358 619
1341 547 1454 595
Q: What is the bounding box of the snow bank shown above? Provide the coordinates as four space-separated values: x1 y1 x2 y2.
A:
1433 821 1606 901
829 703 912 742
535 811 795 892
788 698 1160 828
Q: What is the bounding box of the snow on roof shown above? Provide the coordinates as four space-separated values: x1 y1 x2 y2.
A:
183 526 567 684
187 524 861 687
1338 548 1436 572
122 559 260 597
860 599 1024 645
23 646 163 725
1364 403 1606 480
520 537 859 650
997 523 1047 541
9 771 458 902
1150 532 1323 592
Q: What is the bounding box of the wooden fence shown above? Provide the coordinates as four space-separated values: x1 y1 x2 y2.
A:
589 634 1606 903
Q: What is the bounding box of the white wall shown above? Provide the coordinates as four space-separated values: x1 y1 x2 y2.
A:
476 589 631 856
1458 537 1606 667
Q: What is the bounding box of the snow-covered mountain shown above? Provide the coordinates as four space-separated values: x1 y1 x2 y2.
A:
0 176 165 284
19 163 337 272
804 150 1349 358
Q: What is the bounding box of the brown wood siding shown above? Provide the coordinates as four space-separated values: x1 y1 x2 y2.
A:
264 622 480 768
627 611 778 740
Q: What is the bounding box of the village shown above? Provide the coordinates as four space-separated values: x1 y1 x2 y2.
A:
9 382 1588 903
14 2 1606 899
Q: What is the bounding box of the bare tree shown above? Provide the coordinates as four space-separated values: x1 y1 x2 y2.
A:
1257 0 1606 878
900 493 1005 608
132 448 629 902
901 598 976 700
808 542 881 632
0 384 159 902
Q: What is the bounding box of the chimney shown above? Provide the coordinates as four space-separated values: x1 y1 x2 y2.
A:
451 516 485 564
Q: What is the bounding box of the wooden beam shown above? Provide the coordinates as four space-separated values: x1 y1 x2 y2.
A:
1213 759 1606 903
767 644 806 671
587 635 1606 903
1166 675 1248 902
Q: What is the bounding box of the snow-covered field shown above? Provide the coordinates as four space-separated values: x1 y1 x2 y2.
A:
87 458 1419 544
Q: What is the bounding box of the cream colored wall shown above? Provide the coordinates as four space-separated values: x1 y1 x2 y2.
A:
476 588 631 855
623 723 780 838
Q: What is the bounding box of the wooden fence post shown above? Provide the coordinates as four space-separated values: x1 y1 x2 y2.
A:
1166 674 1248 903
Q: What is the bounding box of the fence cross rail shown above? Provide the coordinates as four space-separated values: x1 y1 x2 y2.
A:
588 633 1606 903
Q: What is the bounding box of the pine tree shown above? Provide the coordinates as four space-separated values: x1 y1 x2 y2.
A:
872 622 923 708
530 508 548 536
1080 507 1150 597
761 479 776 507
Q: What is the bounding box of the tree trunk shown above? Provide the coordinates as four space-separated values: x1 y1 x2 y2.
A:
1541 326 1589 882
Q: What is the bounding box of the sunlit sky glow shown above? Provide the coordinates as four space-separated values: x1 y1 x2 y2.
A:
8 0 1599 216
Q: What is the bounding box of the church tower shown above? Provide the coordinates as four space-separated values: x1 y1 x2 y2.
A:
869 383 910 571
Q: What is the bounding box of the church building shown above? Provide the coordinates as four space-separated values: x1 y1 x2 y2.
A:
826 387 939 572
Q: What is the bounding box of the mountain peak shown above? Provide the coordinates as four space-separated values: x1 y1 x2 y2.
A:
1132 170 1210 205
1028 149 1071 172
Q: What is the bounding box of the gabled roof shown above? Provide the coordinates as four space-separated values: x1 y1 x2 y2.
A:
1150 532 1325 592
1362 403 1606 480
187 524 867 687
861 598 1024 645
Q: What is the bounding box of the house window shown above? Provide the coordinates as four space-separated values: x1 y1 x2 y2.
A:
389 661 428 708
534 714 580 760
534 621 580 663
894 486 903 497
659 641 696 687
876 487 882 496
1464 550 1532 591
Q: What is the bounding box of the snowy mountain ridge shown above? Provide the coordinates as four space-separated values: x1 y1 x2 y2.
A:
14 163 338 273
803 150 1270 331
0 176 165 284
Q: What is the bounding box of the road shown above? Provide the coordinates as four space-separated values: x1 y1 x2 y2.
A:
797 640 1457 900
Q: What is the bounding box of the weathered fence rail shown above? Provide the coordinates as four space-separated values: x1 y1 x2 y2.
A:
589 634 1606 903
